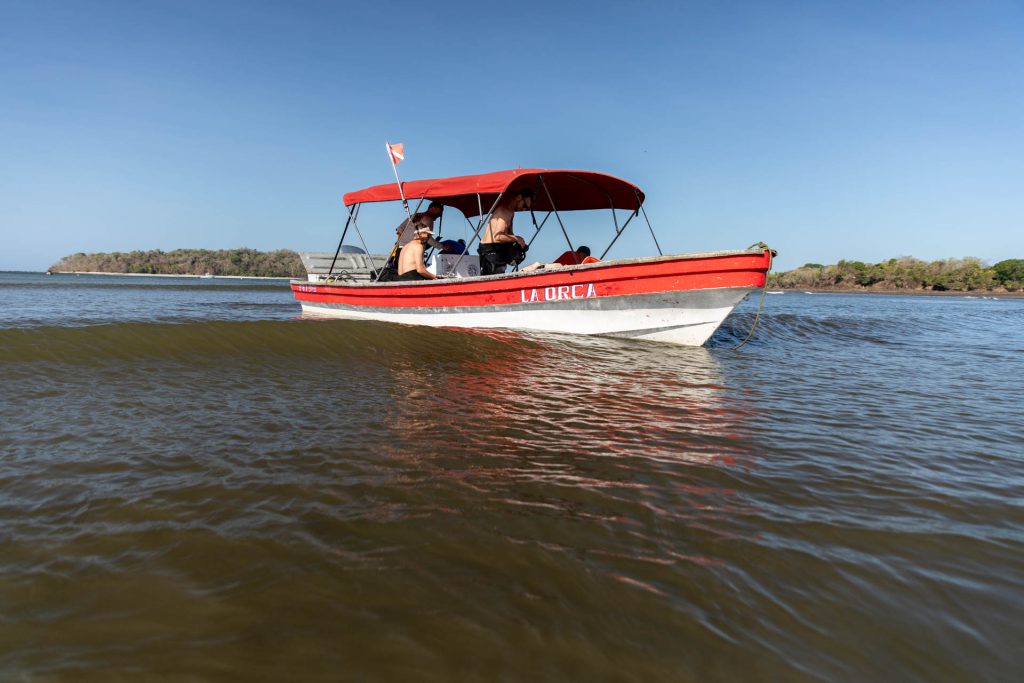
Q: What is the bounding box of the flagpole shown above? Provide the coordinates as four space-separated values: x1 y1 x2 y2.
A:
385 141 413 222
378 141 415 283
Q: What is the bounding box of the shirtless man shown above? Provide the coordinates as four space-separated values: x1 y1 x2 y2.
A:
397 226 441 281
477 189 533 275
377 201 443 281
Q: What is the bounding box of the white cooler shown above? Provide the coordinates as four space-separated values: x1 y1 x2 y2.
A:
429 253 481 278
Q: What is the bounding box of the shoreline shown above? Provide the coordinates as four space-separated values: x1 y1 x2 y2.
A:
34 273 1024 297
51 271 292 281
32 270 1024 294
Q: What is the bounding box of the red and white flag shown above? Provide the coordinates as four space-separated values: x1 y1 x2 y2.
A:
387 142 405 165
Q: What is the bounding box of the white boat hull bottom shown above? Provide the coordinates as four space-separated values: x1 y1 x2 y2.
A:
299 287 755 346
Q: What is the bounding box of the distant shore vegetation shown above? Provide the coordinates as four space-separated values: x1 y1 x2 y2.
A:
770 257 1024 292
51 248 306 278
48 250 1024 292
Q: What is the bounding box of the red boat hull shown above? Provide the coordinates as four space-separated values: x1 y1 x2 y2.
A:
291 248 771 346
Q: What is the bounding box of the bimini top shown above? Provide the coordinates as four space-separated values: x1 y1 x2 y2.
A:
342 169 645 217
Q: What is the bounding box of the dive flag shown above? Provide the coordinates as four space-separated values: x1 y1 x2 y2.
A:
387 142 405 165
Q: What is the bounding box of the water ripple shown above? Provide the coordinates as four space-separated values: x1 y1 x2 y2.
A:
1 279 1023 680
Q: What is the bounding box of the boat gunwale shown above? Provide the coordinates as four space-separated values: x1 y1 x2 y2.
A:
290 247 769 289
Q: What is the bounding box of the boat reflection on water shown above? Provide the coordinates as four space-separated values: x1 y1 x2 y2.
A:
374 326 759 549
357 326 764 599
385 326 757 466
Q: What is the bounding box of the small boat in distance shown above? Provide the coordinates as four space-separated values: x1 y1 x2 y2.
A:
292 168 773 346
199 272 214 279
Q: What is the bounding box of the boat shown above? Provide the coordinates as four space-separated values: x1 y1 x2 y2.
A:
291 169 773 346
199 272 214 279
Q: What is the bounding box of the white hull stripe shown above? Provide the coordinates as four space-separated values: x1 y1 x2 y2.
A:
298 287 754 346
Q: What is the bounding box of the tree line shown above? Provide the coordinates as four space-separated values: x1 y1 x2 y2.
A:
51 248 306 278
769 257 1024 292
48 249 1024 290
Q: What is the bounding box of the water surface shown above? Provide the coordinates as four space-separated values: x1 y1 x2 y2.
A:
1 272 1022 681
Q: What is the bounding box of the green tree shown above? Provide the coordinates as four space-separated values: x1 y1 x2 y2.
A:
51 248 306 277
993 259 1024 287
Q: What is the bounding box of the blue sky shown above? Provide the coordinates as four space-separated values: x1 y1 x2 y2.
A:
2 0 1021 271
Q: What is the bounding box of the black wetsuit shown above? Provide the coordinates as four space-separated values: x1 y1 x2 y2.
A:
478 242 526 276
397 270 429 281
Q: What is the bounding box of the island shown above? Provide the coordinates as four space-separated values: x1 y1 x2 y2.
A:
50 248 306 278
769 257 1023 293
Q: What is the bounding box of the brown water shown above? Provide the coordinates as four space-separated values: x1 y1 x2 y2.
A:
1 273 1023 681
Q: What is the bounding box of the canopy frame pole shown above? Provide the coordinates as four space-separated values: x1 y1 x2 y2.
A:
514 207 544 272
538 174 575 255
605 206 622 264
463 193 502 254
637 188 662 256
426 208 444 263
599 188 650 260
348 205 379 280
328 206 355 277
450 191 504 275
554 171 630 261
599 209 639 260
526 211 552 249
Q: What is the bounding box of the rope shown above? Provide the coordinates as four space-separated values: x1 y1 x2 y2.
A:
732 243 775 351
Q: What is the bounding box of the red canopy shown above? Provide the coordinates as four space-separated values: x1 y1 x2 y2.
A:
342 169 645 217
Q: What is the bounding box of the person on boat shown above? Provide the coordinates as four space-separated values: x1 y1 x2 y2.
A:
396 201 444 248
478 189 532 275
397 226 442 281
520 246 600 271
553 245 598 266
379 201 444 281
438 238 466 254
